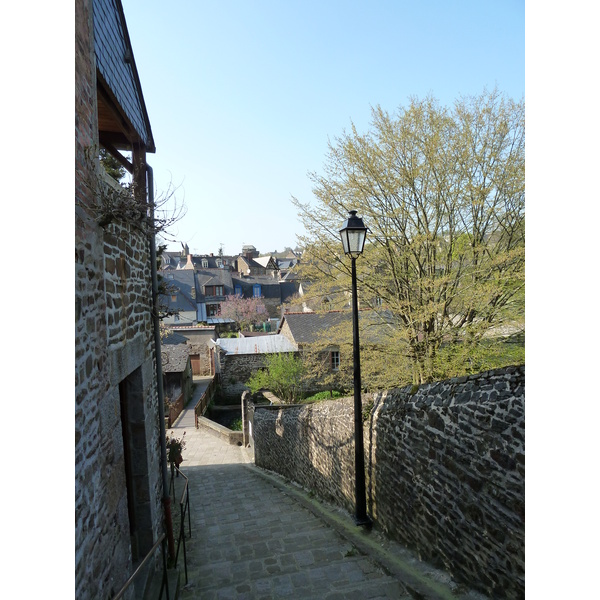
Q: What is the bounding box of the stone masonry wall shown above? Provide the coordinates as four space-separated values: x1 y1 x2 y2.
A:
75 2 163 597
188 342 212 376
253 366 525 599
217 350 266 400
253 399 357 513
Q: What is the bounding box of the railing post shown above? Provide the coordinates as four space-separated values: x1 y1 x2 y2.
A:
186 487 192 538
162 536 170 600
180 500 188 584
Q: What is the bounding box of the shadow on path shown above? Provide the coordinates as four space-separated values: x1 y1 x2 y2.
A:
166 417 488 600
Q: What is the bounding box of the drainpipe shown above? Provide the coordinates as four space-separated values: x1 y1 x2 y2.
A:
147 164 176 561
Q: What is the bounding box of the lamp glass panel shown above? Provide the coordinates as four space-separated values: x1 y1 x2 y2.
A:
348 229 366 254
341 230 350 255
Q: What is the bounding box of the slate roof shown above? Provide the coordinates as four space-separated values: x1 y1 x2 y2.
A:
160 270 197 311
161 344 190 373
161 252 184 269
196 269 234 297
232 276 282 300
281 271 301 280
92 0 155 151
280 312 349 344
191 255 237 270
280 310 395 345
277 259 298 271
279 281 302 303
161 331 190 345
215 335 297 355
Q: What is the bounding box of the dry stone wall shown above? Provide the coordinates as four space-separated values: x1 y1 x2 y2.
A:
252 366 525 599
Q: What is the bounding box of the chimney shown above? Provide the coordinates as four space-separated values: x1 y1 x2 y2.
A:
182 254 194 270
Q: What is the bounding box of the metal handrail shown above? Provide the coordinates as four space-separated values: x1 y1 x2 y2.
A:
170 464 192 585
113 533 170 600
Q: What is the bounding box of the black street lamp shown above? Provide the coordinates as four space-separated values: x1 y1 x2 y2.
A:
339 210 371 527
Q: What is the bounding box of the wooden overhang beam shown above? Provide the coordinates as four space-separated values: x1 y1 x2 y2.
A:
100 139 133 174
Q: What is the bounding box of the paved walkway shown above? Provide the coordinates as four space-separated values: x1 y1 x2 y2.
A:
167 378 487 600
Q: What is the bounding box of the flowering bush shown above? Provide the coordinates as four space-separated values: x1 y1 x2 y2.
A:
218 295 268 331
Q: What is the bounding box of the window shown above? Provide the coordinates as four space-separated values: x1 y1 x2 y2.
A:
253 284 262 297
216 259 222 267
207 304 219 317
234 285 242 297
206 285 224 297
171 294 177 302
202 259 208 268
331 351 340 371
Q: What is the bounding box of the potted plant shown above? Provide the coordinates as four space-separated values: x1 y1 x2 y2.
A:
166 431 186 471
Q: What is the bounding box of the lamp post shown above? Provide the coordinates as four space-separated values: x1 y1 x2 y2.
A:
339 210 371 527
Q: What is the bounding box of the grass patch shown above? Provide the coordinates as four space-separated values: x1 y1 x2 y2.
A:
302 390 347 403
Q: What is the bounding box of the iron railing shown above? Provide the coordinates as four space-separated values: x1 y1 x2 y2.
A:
112 534 170 600
169 464 192 585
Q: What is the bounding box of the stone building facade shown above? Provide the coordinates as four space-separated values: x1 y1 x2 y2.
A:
213 335 297 400
252 366 525 599
75 1 165 598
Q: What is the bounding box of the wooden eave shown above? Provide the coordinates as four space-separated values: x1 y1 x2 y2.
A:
95 0 156 158
97 73 137 145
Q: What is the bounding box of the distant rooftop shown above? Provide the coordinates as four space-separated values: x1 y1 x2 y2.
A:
214 335 297 355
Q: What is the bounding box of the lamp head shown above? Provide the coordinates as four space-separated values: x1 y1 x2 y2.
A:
339 210 367 258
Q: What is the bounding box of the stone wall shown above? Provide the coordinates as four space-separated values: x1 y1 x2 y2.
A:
75 1 163 597
216 349 265 400
188 342 213 376
252 366 525 599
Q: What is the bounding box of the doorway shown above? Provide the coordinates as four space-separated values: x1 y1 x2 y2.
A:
119 367 153 562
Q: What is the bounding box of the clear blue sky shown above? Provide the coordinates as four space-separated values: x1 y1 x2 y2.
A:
122 0 524 257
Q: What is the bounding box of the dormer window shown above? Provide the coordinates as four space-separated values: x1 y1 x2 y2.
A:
202 259 208 268
253 284 262 298
205 285 224 296
216 259 222 267
234 285 242 297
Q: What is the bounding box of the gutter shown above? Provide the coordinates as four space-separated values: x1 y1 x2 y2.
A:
147 164 176 560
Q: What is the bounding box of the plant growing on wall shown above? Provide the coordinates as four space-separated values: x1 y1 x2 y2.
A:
79 145 186 239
